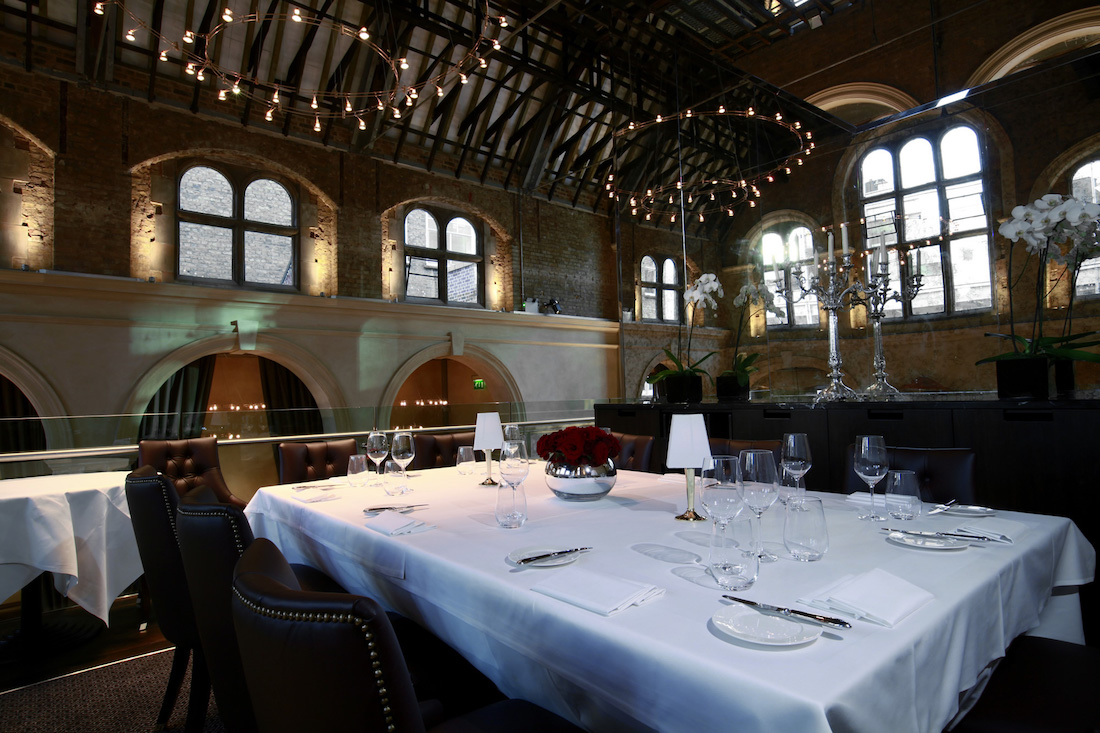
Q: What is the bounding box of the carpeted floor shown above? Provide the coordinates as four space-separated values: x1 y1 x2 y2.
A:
0 648 225 732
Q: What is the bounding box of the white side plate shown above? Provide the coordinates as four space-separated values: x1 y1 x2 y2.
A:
886 532 969 551
942 505 997 517
712 604 822 647
507 546 580 568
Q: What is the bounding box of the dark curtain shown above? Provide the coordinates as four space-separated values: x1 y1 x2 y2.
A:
0 375 47 453
138 355 217 440
259 358 323 437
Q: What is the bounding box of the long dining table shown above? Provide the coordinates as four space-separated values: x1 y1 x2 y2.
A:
244 465 1095 733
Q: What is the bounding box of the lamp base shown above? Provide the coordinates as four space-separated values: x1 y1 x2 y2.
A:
675 509 706 521
480 477 499 486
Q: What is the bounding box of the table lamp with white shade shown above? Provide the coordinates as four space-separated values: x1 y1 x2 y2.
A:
474 412 504 486
666 413 711 521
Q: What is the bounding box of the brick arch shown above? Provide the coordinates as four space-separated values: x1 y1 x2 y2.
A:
0 343 71 450
1030 132 1100 200
0 115 56 271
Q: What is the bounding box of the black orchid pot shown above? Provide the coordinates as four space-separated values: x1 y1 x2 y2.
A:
716 375 750 402
663 373 703 403
995 357 1075 400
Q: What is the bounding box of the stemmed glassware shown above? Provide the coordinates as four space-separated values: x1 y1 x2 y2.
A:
365 430 389 487
702 456 757 590
779 433 812 504
854 435 889 521
390 431 416 492
495 439 528 528
738 448 780 562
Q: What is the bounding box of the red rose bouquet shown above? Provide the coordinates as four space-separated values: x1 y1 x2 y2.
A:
536 426 621 468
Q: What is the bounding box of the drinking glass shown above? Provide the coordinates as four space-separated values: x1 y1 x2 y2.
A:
885 469 922 520
382 459 406 496
495 439 528 528
346 454 370 489
854 435 889 521
503 423 522 441
391 432 416 492
700 456 741 525
783 496 829 561
365 430 389 487
779 433 812 504
701 456 753 589
709 511 758 590
456 445 476 476
738 448 780 562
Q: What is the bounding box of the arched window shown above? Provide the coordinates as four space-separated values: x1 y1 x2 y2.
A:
761 225 819 327
177 163 298 289
639 255 681 323
858 124 993 319
403 206 484 306
1071 159 1100 298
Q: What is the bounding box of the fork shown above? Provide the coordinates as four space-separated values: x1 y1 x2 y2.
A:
926 499 957 515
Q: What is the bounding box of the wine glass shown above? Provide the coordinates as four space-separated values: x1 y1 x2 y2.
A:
854 435 889 521
365 431 389 487
346 454 370 489
738 448 780 562
701 456 755 589
700 456 741 525
390 431 416 492
496 439 528 528
780 433 812 504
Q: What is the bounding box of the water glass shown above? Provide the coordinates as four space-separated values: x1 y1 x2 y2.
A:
783 496 829 561
708 510 758 590
885 469 922 520
382 459 407 496
503 423 522 441
347 454 370 488
456 445 476 476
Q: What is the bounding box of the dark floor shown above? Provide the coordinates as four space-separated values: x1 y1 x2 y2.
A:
0 594 172 693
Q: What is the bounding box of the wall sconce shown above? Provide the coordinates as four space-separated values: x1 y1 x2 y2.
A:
541 298 562 314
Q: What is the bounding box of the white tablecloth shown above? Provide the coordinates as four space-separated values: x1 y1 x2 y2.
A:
0 471 142 625
246 467 1095 733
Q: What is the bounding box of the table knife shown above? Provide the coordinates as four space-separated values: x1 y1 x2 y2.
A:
722 596 852 630
883 527 997 542
926 499 957 515
363 504 428 513
516 547 591 565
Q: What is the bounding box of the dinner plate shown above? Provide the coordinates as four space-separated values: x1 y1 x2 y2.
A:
886 531 969 551
507 546 580 568
942 505 996 517
711 604 822 647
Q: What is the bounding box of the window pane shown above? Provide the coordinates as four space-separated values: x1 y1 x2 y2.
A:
899 138 935 189
861 149 894 197
244 231 294 285
641 286 657 319
790 227 815 260
179 222 232 279
762 232 785 265
1076 258 1100 297
641 256 657 283
446 260 479 303
405 255 439 298
946 180 986 233
910 245 945 315
405 209 439 249
764 270 788 326
941 127 981 179
1071 160 1100 204
874 251 904 319
902 188 941 242
180 167 233 217
244 179 293 225
864 199 898 250
949 235 992 311
662 258 679 285
662 289 679 322
791 287 819 326
446 218 477 254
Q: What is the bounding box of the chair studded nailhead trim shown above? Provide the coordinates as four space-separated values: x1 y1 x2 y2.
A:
133 475 182 542
232 587 397 731
177 505 246 553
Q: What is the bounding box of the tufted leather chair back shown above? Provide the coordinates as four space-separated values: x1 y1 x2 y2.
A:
611 433 655 472
232 538 426 733
176 502 259 733
138 437 246 508
710 439 783 470
277 439 357 484
409 431 476 470
843 445 977 505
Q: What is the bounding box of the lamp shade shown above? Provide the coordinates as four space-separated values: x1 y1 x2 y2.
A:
473 412 504 451
665 414 711 469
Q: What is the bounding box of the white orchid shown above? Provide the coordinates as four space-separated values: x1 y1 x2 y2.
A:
733 282 785 319
684 272 724 311
999 194 1100 265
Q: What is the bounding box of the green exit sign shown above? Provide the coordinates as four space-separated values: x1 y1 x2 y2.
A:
473 378 486 390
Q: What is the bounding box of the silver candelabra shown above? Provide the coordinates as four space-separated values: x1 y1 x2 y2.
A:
850 253 923 398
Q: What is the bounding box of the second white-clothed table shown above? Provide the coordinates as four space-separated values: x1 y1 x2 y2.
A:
245 466 1094 733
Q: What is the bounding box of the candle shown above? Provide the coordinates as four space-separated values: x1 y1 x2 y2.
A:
841 223 849 256
827 231 834 262
771 258 778 279
913 248 921 273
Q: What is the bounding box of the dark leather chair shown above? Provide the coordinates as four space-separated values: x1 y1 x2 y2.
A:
611 432 655 472
175 502 347 733
410 431 475 470
138 436 247 508
954 635 1100 732
843 445 977 505
277 438 357 484
124 465 210 733
232 538 584 733
710 438 782 468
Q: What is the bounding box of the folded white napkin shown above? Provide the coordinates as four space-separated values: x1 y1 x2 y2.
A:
294 492 340 504
956 518 1027 544
531 567 665 616
798 568 933 627
365 509 434 536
